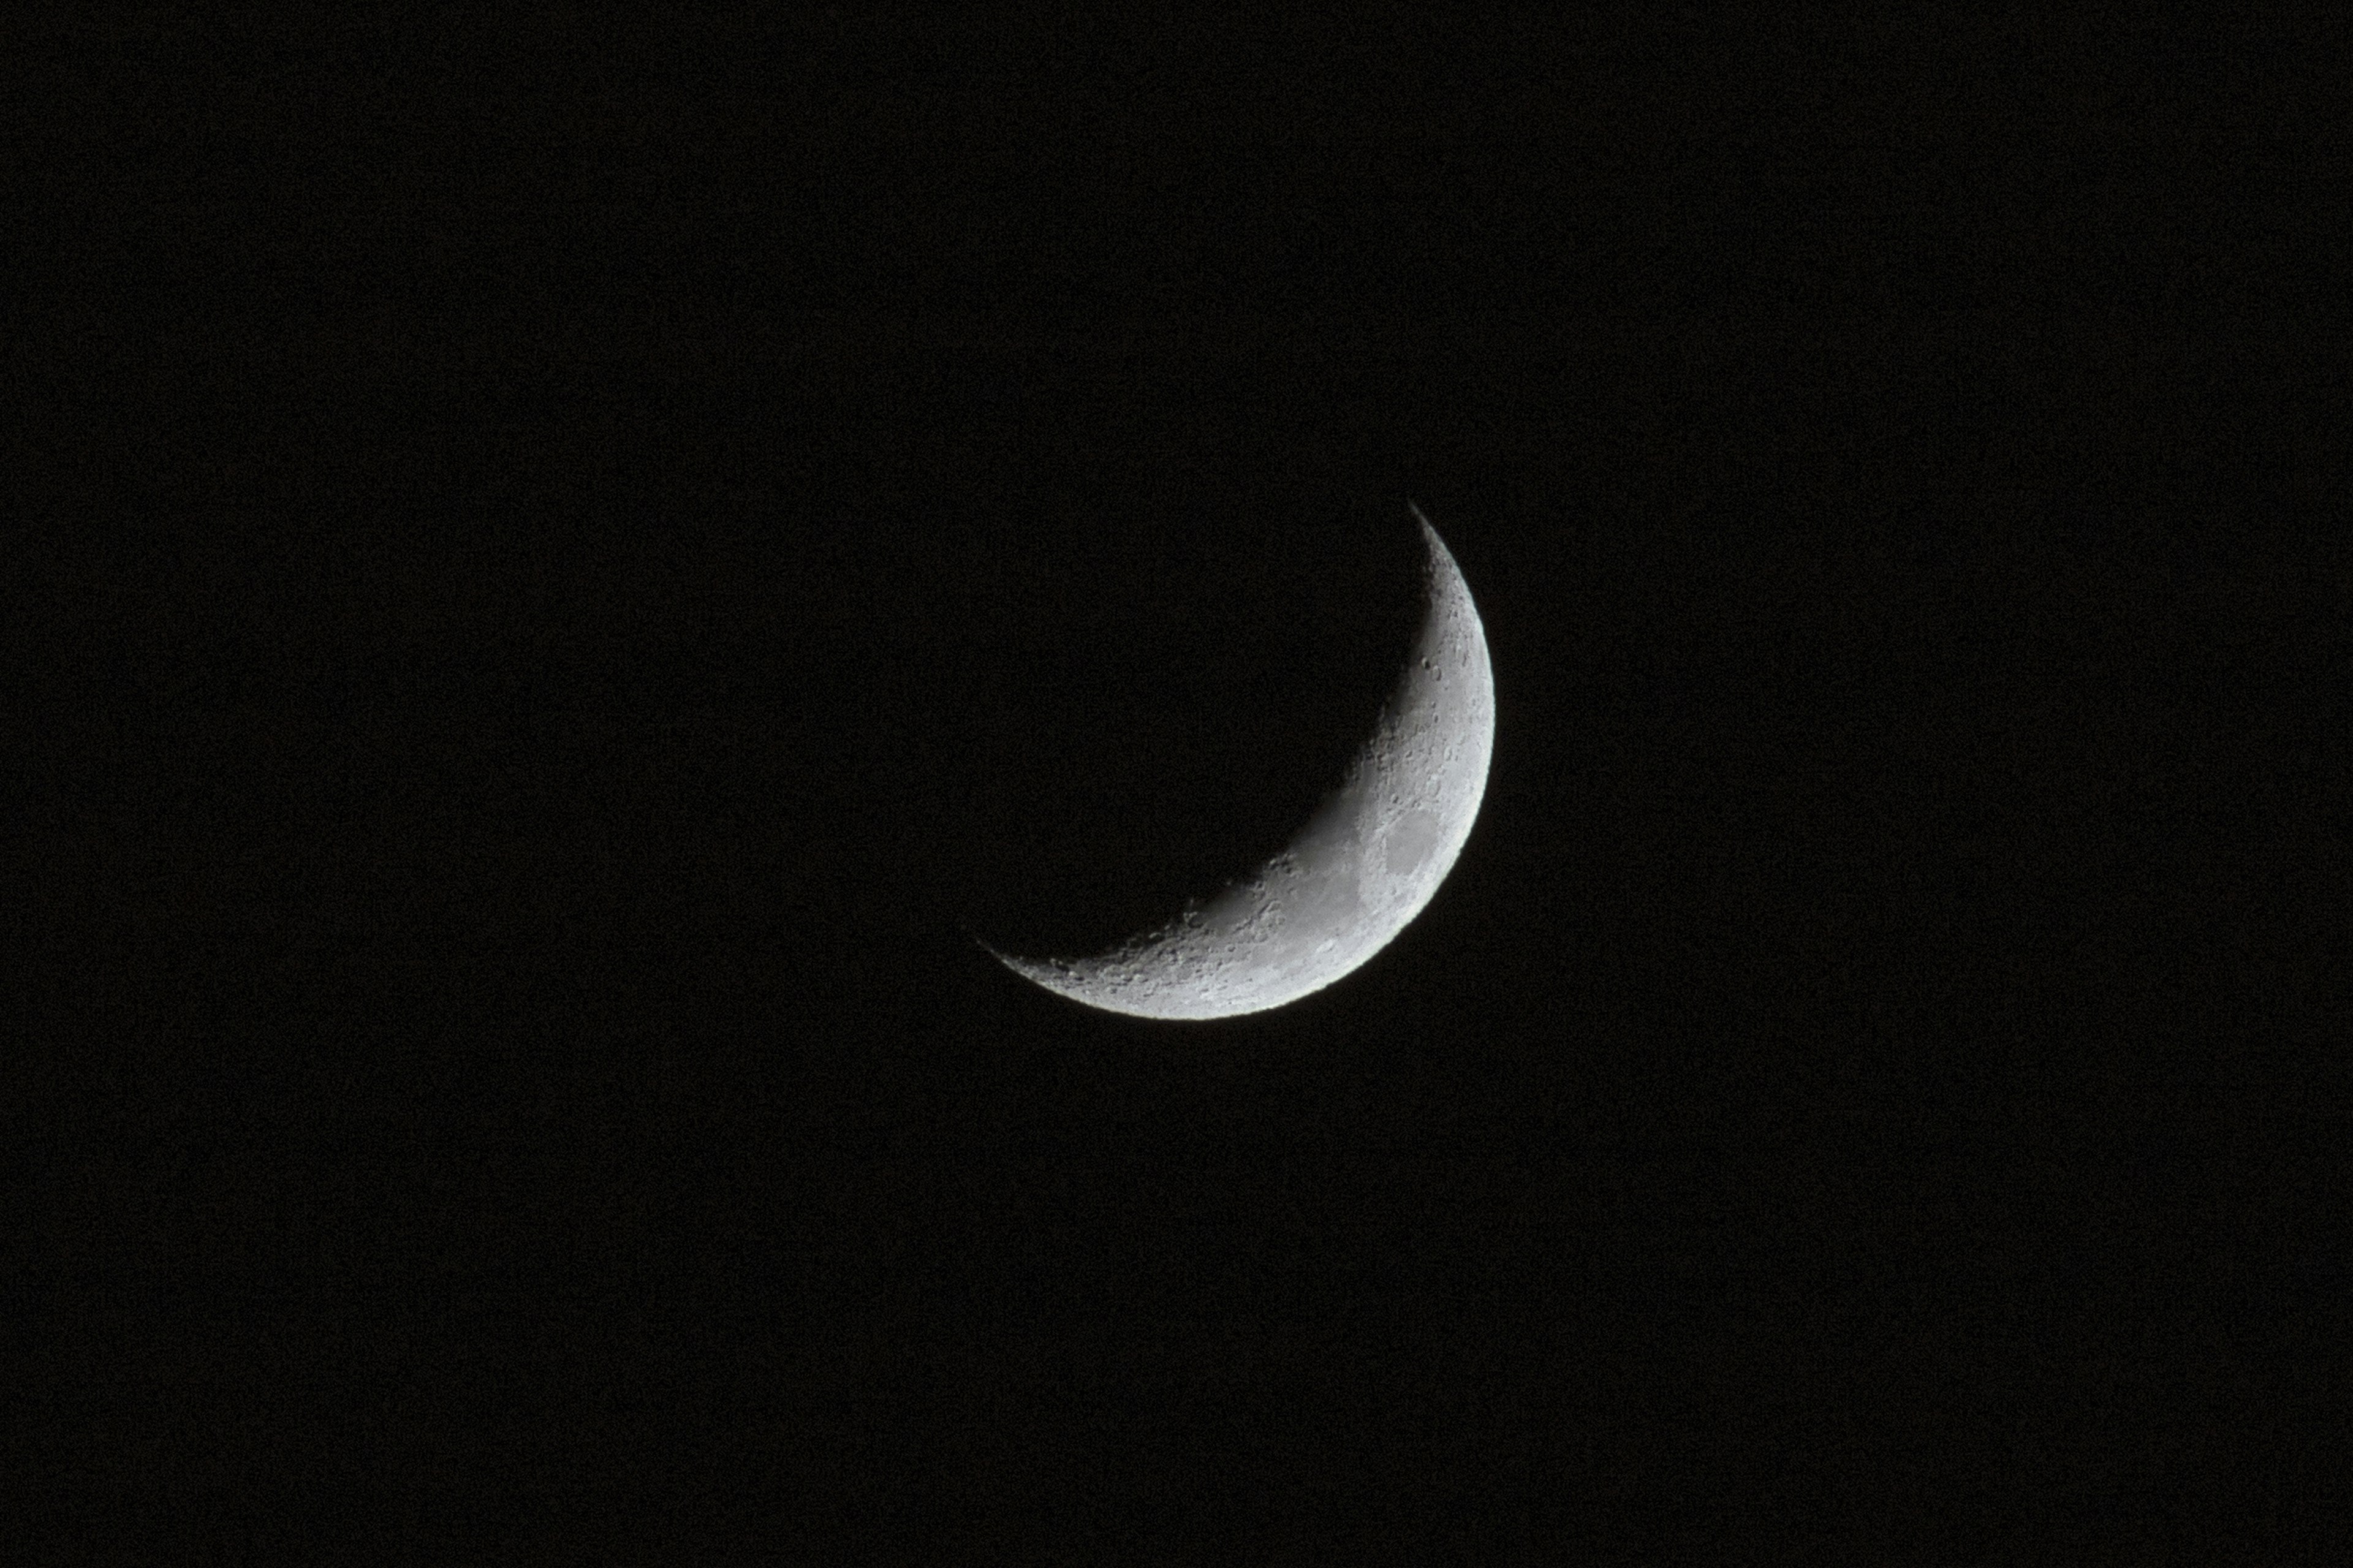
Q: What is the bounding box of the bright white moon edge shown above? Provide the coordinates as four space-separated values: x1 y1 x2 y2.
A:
985 506 1495 1021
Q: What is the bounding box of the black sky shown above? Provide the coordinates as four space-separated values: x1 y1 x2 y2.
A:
13 11 2348 1561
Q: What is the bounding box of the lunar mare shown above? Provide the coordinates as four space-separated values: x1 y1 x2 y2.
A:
989 506 1495 1020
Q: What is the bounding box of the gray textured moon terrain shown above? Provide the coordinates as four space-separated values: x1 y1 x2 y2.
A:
990 507 1495 1020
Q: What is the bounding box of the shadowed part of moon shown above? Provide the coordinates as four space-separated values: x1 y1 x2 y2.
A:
987 506 1495 1021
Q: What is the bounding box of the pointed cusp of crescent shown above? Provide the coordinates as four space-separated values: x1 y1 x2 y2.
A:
987 506 1495 1020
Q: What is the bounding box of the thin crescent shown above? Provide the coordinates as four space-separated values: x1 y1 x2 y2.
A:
989 506 1495 1020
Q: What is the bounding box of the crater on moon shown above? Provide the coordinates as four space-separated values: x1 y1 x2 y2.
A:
1384 809 1441 879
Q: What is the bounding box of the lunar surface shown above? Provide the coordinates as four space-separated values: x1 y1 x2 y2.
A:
988 506 1495 1020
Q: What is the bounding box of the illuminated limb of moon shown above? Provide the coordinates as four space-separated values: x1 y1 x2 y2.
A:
988 506 1495 1020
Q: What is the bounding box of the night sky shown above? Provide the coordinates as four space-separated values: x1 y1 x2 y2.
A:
15 12 2346 1561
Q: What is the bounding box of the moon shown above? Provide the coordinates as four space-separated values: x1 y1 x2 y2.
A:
987 505 1495 1020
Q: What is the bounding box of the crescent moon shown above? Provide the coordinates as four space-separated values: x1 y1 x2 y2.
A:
987 505 1495 1020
